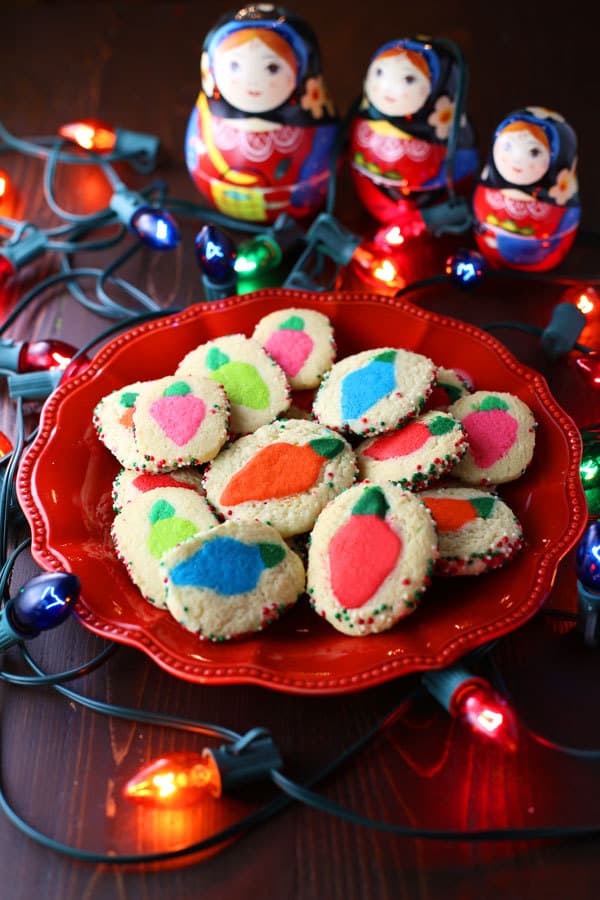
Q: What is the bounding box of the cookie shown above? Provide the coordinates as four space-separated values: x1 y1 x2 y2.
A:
420 485 524 575
424 366 474 411
312 347 436 437
112 467 204 513
448 391 536 485
176 333 290 435
161 520 306 641
111 487 219 607
132 375 229 472
203 419 357 537
307 482 438 636
356 411 467 490
253 307 336 390
93 380 147 469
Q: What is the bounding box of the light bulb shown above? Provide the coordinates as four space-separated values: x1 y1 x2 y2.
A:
124 751 222 807
0 230 48 285
350 243 406 292
109 188 180 250
0 337 89 375
0 572 80 651
422 664 518 751
0 169 10 199
59 120 159 172
234 235 282 277
195 225 237 301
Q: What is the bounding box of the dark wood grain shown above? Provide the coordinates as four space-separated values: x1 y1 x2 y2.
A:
2 3 600 898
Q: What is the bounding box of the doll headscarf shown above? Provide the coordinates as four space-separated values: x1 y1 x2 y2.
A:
202 4 338 126
479 107 579 206
357 36 475 148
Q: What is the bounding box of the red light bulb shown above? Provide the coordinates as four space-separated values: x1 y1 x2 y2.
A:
451 681 518 752
124 751 222 808
373 212 428 251
576 352 600 388
562 285 600 320
349 243 406 294
19 339 86 374
59 119 117 153
0 431 13 458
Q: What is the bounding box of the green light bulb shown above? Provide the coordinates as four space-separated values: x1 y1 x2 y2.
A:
234 236 282 278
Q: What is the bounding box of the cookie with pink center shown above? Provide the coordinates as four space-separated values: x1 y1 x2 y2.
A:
253 307 336 390
448 391 536 485
131 375 229 472
356 410 467 490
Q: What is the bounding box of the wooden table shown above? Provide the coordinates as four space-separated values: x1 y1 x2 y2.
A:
2 3 600 898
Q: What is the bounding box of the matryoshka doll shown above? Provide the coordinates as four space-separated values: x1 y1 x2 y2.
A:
473 107 580 271
349 37 479 225
185 4 339 224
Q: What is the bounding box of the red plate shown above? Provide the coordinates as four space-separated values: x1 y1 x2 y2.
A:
17 289 586 694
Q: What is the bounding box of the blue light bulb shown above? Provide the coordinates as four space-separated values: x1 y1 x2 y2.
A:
131 208 180 250
576 522 600 590
195 225 237 284
446 249 486 290
0 572 80 650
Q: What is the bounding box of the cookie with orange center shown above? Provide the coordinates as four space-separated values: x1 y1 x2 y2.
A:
448 391 536 485
312 347 436 437
420 485 523 575
111 487 219 608
253 307 336 390
356 410 467 490
203 419 356 537
307 482 438 636
93 380 148 469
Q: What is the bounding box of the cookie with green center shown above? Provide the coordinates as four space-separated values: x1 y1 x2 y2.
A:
131 375 229 472
448 391 536 485
420 485 524 575
356 410 467 490
92 380 147 469
161 520 305 641
175 333 290 435
312 347 436 437
111 487 219 607
112 466 204 513
203 419 357 537
307 482 438 636
252 307 336 390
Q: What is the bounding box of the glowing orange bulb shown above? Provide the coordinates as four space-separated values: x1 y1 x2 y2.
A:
124 751 222 808
58 119 117 153
382 225 405 247
576 292 596 316
562 285 600 319
350 244 406 292
0 170 8 199
0 431 13 459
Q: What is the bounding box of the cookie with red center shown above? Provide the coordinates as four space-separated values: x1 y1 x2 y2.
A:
448 391 536 485
421 485 523 575
93 380 148 469
307 482 438 636
111 487 219 608
131 375 229 473
112 466 204 513
312 347 436 437
356 410 467 490
253 307 336 390
422 366 474 411
203 419 356 537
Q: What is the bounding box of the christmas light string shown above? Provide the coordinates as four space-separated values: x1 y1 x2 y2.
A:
2 115 600 862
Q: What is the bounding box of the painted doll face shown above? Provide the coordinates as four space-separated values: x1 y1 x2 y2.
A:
213 36 296 114
492 127 551 186
364 53 431 117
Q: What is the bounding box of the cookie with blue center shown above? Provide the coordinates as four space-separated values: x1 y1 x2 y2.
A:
312 347 436 436
161 520 305 641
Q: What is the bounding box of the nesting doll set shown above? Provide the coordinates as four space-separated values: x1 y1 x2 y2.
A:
185 4 581 271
